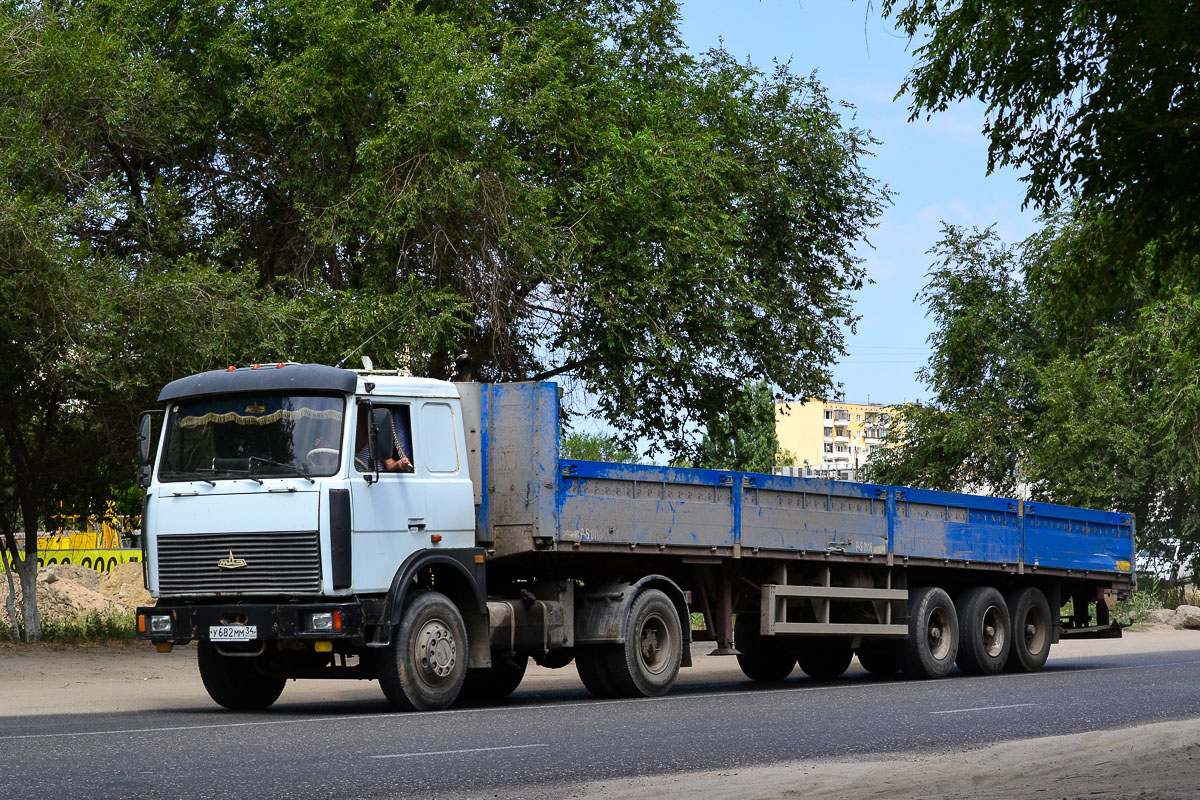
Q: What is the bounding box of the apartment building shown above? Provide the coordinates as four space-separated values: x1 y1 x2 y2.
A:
774 398 897 476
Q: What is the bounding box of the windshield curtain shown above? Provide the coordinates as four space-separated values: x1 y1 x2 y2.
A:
158 394 345 482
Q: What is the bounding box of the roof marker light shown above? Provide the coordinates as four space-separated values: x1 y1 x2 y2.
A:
252 364 261 370
227 366 236 372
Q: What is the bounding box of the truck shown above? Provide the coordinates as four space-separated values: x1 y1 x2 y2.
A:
134 363 1136 711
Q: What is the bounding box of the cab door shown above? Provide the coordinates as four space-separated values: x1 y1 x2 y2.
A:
348 402 427 592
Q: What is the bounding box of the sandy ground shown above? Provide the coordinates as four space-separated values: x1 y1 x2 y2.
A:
2 628 1199 799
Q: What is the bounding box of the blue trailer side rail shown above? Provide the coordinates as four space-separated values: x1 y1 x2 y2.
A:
475 381 1135 583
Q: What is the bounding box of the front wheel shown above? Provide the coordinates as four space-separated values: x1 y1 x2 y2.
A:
197 641 286 710
605 589 683 698
379 591 468 711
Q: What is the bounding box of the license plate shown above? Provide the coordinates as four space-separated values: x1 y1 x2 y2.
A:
210 625 257 642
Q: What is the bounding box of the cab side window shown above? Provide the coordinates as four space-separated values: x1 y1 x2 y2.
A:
354 404 415 473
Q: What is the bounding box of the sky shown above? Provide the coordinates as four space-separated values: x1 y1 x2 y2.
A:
677 0 1041 405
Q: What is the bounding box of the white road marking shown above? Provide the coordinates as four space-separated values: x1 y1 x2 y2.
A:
371 743 547 759
929 703 1037 715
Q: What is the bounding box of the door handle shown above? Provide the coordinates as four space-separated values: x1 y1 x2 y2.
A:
408 519 426 532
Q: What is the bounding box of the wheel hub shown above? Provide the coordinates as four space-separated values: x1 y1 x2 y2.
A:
416 620 456 679
639 613 670 675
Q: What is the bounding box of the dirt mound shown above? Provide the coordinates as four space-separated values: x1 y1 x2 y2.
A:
0 566 124 623
99 562 153 610
47 563 101 591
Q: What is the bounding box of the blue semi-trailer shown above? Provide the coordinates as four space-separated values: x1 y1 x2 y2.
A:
135 366 1134 710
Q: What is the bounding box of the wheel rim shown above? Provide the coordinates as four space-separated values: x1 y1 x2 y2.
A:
415 618 457 682
1023 604 1048 655
926 606 952 661
638 612 672 675
981 603 1006 658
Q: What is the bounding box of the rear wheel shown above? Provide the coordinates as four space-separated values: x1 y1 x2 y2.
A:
460 653 528 703
379 591 468 711
855 642 902 675
605 589 683 698
735 613 795 682
197 641 286 710
794 637 853 680
575 645 620 698
1005 586 1052 672
900 586 959 679
955 587 1011 675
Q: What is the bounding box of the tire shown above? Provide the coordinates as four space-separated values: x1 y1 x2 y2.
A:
605 589 683 698
379 591 468 711
795 637 853 680
955 587 1011 676
197 641 286 711
575 645 620 698
900 586 959 679
1004 586 1052 673
734 613 795 682
855 642 902 675
532 648 575 669
460 654 528 703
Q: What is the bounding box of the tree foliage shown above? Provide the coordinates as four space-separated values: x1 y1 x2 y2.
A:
883 0 1200 262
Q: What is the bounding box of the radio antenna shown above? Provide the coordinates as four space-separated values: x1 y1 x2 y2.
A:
334 316 406 369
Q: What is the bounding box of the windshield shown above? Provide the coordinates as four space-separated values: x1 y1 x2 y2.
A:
158 394 345 482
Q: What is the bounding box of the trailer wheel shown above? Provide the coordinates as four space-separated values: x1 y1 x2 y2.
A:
575 645 620 698
460 654 528 703
855 642 902 675
605 589 683 698
379 591 468 711
197 641 286 711
795 637 854 680
900 586 959 679
1004 586 1052 672
734 613 795 682
955 587 1011 675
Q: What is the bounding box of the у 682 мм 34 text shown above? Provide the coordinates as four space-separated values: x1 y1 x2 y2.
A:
135 363 1135 711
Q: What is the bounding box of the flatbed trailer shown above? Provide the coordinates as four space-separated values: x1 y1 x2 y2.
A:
136 366 1135 711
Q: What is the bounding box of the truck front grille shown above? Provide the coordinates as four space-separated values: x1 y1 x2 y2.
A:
157 531 321 595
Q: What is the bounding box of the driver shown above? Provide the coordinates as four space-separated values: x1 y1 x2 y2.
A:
353 412 413 473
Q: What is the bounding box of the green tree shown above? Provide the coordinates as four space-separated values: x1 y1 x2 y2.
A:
560 432 639 463
695 381 781 474
882 0 1200 262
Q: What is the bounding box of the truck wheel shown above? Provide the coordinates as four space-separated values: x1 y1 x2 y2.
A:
955 587 1011 675
532 648 575 669
734 613 795 682
197 641 286 711
1004 586 1052 672
900 586 959 679
794 637 853 680
379 591 468 711
460 654 528 703
605 589 683 698
855 642 901 675
575 645 620 698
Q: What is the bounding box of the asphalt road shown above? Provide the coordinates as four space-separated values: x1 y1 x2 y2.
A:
5 644 1200 800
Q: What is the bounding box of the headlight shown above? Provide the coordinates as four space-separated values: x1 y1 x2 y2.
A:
310 612 334 632
149 615 173 634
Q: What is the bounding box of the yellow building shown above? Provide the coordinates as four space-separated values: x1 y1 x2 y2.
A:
775 398 897 474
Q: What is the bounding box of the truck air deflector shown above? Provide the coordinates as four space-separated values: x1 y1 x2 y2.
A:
159 364 357 401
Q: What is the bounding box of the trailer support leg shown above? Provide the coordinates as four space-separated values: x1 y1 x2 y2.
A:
710 567 736 655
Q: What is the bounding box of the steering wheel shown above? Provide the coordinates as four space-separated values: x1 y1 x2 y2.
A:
306 447 340 471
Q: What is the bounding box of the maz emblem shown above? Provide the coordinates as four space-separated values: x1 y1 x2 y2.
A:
218 551 248 569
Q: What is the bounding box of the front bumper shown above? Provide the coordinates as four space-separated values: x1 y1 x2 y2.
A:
135 601 368 643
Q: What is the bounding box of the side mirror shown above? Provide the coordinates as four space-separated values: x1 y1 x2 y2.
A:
137 410 163 489
137 412 154 465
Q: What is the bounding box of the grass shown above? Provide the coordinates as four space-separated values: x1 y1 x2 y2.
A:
0 608 137 644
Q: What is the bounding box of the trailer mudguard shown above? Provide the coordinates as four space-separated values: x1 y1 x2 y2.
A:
574 574 693 668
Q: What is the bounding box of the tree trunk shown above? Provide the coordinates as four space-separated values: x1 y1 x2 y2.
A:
1 545 19 641
17 555 41 641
